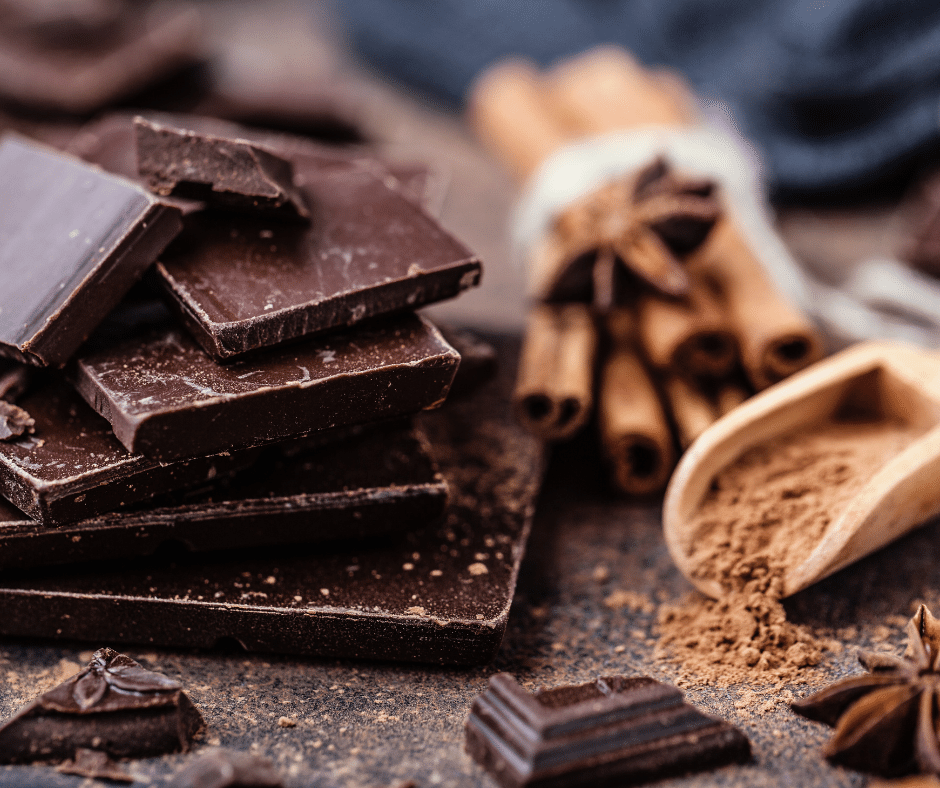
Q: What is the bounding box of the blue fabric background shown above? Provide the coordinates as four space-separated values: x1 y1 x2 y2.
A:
334 0 940 198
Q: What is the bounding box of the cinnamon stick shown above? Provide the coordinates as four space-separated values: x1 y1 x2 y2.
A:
467 59 573 180
696 219 824 390
544 46 695 131
514 303 598 441
663 375 719 449
599 310 675 494
636 271 737 380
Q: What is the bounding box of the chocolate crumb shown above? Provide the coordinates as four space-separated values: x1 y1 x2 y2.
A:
0 400 33 441
56 748 134 782
169 748 283 788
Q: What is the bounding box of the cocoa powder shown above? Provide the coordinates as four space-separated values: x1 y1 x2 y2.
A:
657 416 919 686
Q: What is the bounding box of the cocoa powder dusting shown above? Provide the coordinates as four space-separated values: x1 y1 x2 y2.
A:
657 417 919 686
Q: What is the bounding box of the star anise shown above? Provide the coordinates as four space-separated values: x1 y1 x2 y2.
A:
792 605 940 777
543 157 721 310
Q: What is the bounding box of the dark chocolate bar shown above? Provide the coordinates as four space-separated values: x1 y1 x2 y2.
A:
0 419 446 569
169 749 283 788
0 135 182 367
72 314 459 460
0 337 545 665
0 4 203 114
153 155 480 360
0 647 203 763
0 375 256 524
465 673 751 788
134 117 310 220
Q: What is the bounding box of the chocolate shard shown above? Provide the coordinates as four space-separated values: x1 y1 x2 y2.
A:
0 4 204 114
134 117 310 220
0 135 183 368
0 375 258 524
153 154 481 360
56 748 134 782
169 748 283 788
0 418 447 570
0 400 33 441
465 673 750 787
0 647 203 763
72 314 460 460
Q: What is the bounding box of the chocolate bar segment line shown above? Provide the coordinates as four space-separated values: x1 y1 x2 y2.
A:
0 135 182 367
155 162 481 360
72 314 460 460
465 673 750 787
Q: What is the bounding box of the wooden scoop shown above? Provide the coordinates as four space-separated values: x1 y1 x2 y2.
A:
664 340 940 598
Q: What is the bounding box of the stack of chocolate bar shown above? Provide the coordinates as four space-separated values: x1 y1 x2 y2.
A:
0 114 514 660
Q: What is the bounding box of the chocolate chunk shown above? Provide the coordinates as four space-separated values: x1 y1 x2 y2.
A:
0 647 203 763
73 314 460 460
465 673 751 787
0 135 182 367
134 117 310 220
0 401 33 441
0 4 203 114
56 748 134 782
0 375 256 524
154 157 480 360
0 337 546 665
0 419 446 569
170 749 283 788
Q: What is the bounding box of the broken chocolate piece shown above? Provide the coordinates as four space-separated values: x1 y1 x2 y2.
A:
154 156 480 360
56 748 134 782
0 418 446 569
0 135 182 367
0 4 203 114
73 314 460 460
169 749 283 788
134 117 310 220
0 336 545 665
465 673 750 787
0 375 256 524
0 647 203 763
0 401 32 441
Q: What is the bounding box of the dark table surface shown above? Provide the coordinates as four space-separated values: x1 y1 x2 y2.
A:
0 2 927 786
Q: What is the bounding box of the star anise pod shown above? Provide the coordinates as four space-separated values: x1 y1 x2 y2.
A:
792 605 940 777
544 157 721 309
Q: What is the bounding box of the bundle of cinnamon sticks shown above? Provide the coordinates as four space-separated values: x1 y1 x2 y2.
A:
469 47 823 495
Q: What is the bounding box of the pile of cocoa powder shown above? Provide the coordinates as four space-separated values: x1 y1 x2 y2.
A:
656 416 919 686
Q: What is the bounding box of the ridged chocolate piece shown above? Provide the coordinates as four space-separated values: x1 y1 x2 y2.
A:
0 647 203 763
0 375 256 524
154 153 480 360
0 419 446 569
72 313 459 460
134 117 311 220
465 674 750 788
0 135 182 367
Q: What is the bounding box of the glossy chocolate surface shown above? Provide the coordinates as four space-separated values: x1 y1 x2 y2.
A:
73 313 459 460
134 117 310 219
0 337 545 665
0 419 446 569
0 4 203 114
0 375 254 524
155 154 480 359
0 135 182 367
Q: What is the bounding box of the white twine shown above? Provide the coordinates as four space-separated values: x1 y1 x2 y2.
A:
512 126 940 349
